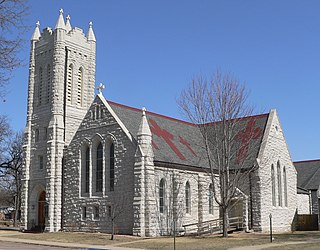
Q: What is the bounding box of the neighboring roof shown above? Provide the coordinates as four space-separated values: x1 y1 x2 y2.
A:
297 186 310 195
294 159 320 190
108 99 269 169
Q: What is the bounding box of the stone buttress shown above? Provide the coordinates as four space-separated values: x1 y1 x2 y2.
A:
133 108 158 237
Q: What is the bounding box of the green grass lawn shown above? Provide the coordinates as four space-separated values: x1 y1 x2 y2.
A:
4 231 142 245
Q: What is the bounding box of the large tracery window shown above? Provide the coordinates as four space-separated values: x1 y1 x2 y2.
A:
277 161 282 207
110 143 115 191
271 164 276 206
159 178 165 213
96 142 103 192
283 167 288 207
185 181 191 214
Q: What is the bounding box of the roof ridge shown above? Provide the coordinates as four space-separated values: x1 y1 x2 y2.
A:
294 159 320 164
107 100 196 126
204 113 269 126
107 99 269 127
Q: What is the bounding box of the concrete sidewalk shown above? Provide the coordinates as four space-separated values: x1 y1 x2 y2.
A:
0 234 145 250
229 238 320 250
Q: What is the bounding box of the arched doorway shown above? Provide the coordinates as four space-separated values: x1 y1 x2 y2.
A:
38 191 46 231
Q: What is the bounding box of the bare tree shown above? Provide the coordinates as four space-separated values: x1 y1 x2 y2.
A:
108 197 128 240
178 70 261 237
0 130 24 226
0 115 12 153
0 0 29 98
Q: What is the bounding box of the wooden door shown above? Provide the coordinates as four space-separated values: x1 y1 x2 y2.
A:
38 191 46 229
229 200 242 218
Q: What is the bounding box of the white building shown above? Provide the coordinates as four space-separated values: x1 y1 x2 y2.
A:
21 11 299 236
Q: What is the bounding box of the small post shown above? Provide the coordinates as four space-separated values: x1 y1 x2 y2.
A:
269 213 273 243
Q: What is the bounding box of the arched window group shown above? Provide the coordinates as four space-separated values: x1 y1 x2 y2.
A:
38 64 51 106
157 179 193 215
81 141 115 196
67 64 84 106
271 161 288 207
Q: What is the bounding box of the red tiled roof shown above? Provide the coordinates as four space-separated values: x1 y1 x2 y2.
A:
107 99 269 168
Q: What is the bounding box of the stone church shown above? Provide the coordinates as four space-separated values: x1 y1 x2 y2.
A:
21 10 299 236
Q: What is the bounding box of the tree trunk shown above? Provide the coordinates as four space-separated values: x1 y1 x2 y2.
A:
14 177 21 227
222 207 228 237
111 220 115 240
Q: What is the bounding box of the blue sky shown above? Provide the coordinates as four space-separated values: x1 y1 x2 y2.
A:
1 0 319 161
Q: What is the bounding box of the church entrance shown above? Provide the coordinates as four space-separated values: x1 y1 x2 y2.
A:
229 199 243 219
38 191 46 231
228 198 246 230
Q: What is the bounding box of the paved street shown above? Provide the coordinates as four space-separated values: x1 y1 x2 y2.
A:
0 241 83 250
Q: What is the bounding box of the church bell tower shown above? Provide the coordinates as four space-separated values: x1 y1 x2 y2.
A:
21 9 96 232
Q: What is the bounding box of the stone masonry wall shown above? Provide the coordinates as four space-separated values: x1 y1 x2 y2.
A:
154 166 219 235
297 193 310 214
256 110 297 233
63 96 135 234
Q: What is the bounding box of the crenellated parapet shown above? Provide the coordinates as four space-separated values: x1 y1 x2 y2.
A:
33 9 96 49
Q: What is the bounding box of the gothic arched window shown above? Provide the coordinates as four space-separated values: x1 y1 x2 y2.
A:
67 64 73 104
159 178 165 213
185 181 191 214
77 67 83 106
277 161 282 206
209 184 214 214
85 146 90 193
46 64 51 103
283 166 288 207
38 67 43 105
110 143 115 191
96 142 103 192
271 164 276 206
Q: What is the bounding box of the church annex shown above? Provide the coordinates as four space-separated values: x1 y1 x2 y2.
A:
21 11 299 236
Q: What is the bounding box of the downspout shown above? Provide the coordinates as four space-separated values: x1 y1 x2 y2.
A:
60 47 68 230
63 47 68 142
61 156 65 230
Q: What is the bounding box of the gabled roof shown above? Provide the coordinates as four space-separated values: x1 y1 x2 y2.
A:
294 159 320 190
108 99 269 169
